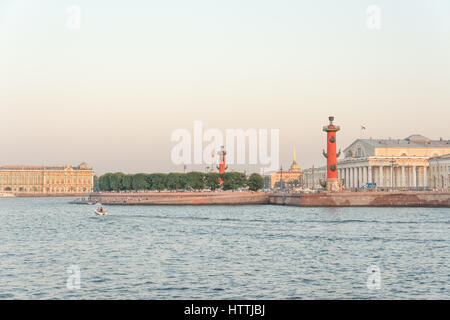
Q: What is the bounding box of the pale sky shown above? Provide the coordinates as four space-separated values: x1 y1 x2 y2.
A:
1 0 449 175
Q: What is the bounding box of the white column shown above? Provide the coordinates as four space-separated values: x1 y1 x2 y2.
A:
379 166 383 188
390 166 394 188
412 166 417 188
360 166 364 187
351 167 354 188
346 168 349 188
358 167 361 186
349 167 353 188
353 167 357 188
417 167 423 188
408 166 412 188
356 167 361 188
348 168 351 188
401 166 406 188
356 167 360 188
361 167 365 186
348 168 352 188
368 166 372 184
423 166 427 188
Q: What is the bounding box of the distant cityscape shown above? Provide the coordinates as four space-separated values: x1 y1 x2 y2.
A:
1 134 449 196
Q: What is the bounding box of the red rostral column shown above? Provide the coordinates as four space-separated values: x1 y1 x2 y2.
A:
322 116 342 191
217 146 227 184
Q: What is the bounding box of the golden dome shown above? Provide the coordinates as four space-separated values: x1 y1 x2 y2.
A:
290 161 300 170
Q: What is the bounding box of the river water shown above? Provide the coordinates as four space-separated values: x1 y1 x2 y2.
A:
0 197 448 299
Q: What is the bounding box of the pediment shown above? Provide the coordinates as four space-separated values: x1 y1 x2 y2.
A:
343 139 374 158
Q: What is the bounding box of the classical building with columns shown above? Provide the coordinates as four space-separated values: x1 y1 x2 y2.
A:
0 162 94 194
338 135 450 189
428 154 450 189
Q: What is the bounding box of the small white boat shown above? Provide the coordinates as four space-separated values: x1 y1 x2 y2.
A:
95 209 108 216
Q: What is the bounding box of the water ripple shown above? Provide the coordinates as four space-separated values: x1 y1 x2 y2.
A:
0 198 449 299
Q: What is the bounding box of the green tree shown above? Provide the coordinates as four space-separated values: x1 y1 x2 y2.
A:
205 172 220 191
247 173 264 191
186 171 205 190
98 173 112 191
166 173 186 190
221 172 247 191
121 174 133 190
148 173 168 191
132 173 149 190
109 172 125 191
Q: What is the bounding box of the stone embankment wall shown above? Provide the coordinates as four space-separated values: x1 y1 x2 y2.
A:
89 191 270 205
269 191 450 207
87 191 449 207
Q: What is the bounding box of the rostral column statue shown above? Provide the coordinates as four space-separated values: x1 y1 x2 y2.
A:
322 116 342 191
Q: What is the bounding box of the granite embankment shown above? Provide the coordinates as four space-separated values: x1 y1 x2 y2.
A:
88 191 450 207
269 191 450 207
89 191 270 205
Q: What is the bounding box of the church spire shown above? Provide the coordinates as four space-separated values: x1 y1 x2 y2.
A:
293 146 296 163
290 145 300 170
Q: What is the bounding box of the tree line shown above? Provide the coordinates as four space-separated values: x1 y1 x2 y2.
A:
97 172 264 192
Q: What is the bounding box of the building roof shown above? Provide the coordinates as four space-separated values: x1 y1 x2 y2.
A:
428 153 450 161
359 136 450 148
0 164 92 171
404 134 431 143
0 165 65 170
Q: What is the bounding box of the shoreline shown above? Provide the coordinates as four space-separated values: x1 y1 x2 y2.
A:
86 190 450 208
89 191 270 206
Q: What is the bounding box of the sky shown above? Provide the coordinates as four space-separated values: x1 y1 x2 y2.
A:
1 0 449 175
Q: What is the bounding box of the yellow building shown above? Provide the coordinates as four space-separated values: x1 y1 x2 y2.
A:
270 147 304 189
0 162 94 194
